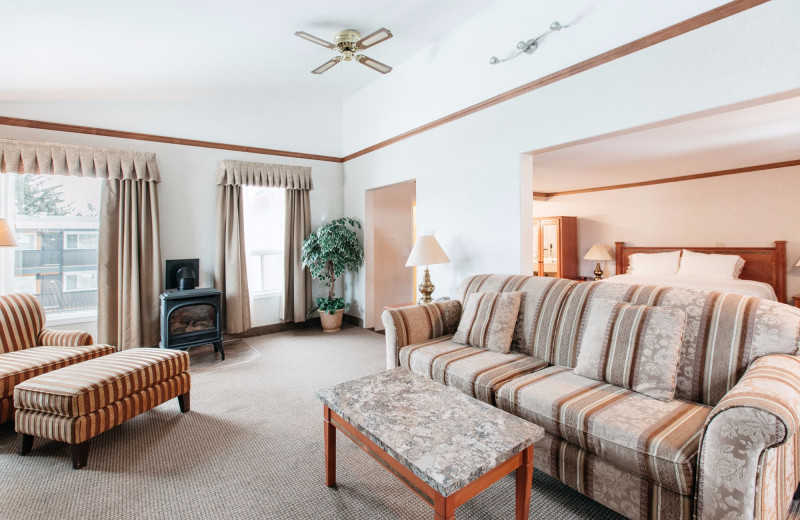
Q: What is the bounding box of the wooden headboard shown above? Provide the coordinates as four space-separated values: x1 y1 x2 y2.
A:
614 241 787 303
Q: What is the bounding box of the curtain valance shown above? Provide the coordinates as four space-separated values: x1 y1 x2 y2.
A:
216 160 312 190
0 139 160 182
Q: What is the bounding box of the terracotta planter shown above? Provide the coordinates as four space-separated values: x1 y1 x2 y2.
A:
319 309 344 333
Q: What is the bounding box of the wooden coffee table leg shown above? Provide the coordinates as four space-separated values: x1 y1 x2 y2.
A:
324 406 336 487
434 494 455 520
515 445 534 520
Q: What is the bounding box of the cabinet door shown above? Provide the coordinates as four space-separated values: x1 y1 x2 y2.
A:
541 219 559 277
532 219 541 276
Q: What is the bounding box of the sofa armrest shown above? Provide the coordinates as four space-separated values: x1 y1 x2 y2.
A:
382 300 462 369
696 354 800 520
37 328 94 347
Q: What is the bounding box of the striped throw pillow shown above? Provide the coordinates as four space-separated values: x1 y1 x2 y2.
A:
453 292 522 353
574 299 686 401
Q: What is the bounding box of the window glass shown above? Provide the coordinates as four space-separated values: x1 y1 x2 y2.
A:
242 187 285 295
3 174 101 314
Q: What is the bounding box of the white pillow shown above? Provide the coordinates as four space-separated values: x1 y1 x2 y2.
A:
628 251 681 275
677 249 744 279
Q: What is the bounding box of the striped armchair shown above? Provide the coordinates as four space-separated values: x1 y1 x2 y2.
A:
0 293 117 423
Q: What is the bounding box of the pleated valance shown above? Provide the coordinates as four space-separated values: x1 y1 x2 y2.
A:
216 159 313 190
0 139 160 182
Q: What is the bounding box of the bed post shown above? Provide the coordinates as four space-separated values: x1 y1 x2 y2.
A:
775 241 787 303
615 242 625 275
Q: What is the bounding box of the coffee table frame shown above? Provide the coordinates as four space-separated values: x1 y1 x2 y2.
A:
323 405 534 520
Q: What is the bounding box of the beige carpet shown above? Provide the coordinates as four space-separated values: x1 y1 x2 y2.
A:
0 325 797 520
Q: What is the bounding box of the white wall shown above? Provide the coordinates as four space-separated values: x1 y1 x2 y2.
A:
0 100 342 157
341 0 800 320
341 0 731 155
0 123 343 328
533 167 800 301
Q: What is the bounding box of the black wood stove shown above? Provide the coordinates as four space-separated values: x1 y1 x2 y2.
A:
159 287 224 360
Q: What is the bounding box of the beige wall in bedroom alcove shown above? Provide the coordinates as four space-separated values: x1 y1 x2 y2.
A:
532 166 800 302
364 180 416 330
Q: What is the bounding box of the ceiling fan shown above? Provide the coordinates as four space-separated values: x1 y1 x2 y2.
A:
295 28 393 74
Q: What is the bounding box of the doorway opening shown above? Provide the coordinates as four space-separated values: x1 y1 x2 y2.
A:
364 180 416 330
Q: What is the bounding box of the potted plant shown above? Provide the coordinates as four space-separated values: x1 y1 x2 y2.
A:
301 217 364 332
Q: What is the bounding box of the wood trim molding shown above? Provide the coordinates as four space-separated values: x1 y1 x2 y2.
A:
341 0 769 162
0 116 343 163
0 0 767 166
534 159 800 198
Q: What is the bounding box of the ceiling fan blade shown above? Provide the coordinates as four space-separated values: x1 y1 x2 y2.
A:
295 31 336 50
356 55 392 74
312 57 341 74
356 28 393 49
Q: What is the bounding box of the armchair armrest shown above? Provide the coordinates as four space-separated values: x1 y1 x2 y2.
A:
382 300 462 369
697 354 800 520
37 328 94 347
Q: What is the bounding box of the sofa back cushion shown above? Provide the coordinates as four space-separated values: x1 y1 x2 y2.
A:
456 275 576 358
554 281 800 406
0 293 45 354
574 299 686 401
453 291 522 353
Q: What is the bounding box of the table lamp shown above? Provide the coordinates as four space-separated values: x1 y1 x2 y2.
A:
405 234 450 303
0 219 18 247
584 243 612 280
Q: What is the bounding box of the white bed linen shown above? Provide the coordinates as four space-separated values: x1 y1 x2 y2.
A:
599 274 777 301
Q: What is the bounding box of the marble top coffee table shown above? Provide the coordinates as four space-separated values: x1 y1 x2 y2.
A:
316 368 544 520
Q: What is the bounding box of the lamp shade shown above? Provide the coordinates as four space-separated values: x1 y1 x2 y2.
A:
405 235 450 267
0 219 17 247
795 257 800 268
584 243 612 261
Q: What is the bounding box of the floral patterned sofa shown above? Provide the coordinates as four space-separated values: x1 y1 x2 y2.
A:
382 275 800 520
0 293 116 424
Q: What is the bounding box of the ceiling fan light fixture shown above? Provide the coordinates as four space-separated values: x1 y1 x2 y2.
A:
296 26 394 74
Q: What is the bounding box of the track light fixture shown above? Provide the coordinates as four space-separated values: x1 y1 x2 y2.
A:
489 21 566 65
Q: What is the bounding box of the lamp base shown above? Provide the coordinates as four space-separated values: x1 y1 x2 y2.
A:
419 267 435 304
593 262 604 281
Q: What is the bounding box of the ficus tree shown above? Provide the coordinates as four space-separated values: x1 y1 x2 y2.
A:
301 217 364 314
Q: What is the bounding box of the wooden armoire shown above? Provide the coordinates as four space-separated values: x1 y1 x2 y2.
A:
533 216 577 279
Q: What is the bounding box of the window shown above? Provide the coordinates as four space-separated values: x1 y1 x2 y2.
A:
0 174 102 319
242 186 285 327
243 187 285 295
64 232 99 250
63 271 98 292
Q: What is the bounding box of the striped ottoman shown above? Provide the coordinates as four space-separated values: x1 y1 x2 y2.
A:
14 348 190 469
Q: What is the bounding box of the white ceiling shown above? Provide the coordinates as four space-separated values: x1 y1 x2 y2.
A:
531 95 800 194
1 0 494 102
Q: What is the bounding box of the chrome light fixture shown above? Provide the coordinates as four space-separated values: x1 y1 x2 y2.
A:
489 21 566 65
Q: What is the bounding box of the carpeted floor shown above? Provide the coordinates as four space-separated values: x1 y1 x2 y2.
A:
1 325 798 519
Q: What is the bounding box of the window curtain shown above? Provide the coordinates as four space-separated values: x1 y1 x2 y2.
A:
215 160 313 333
0 139 163 350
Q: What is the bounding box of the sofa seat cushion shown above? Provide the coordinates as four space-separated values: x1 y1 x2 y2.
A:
496 366 711 495
14 348 188 418
0 345 117 399
400 336 548 405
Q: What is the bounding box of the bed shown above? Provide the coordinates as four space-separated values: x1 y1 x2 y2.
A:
610 241 787 303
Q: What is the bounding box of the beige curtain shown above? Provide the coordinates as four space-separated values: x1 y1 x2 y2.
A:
215 160 313 330
284 189 312 322
98 179 162 349
214 185 251 333
0 138 163 350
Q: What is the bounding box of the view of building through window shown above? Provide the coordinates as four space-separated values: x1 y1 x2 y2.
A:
242 186 285 296
3 174 102 316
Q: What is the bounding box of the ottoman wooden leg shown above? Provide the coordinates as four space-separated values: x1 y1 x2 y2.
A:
178 392 191 413
18 434 33 455
71 441 90 469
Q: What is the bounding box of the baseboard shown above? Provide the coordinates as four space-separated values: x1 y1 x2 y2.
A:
223 317 322 339
343 314 364 327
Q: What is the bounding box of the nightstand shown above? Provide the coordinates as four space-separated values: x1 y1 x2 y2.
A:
793 295 800 309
